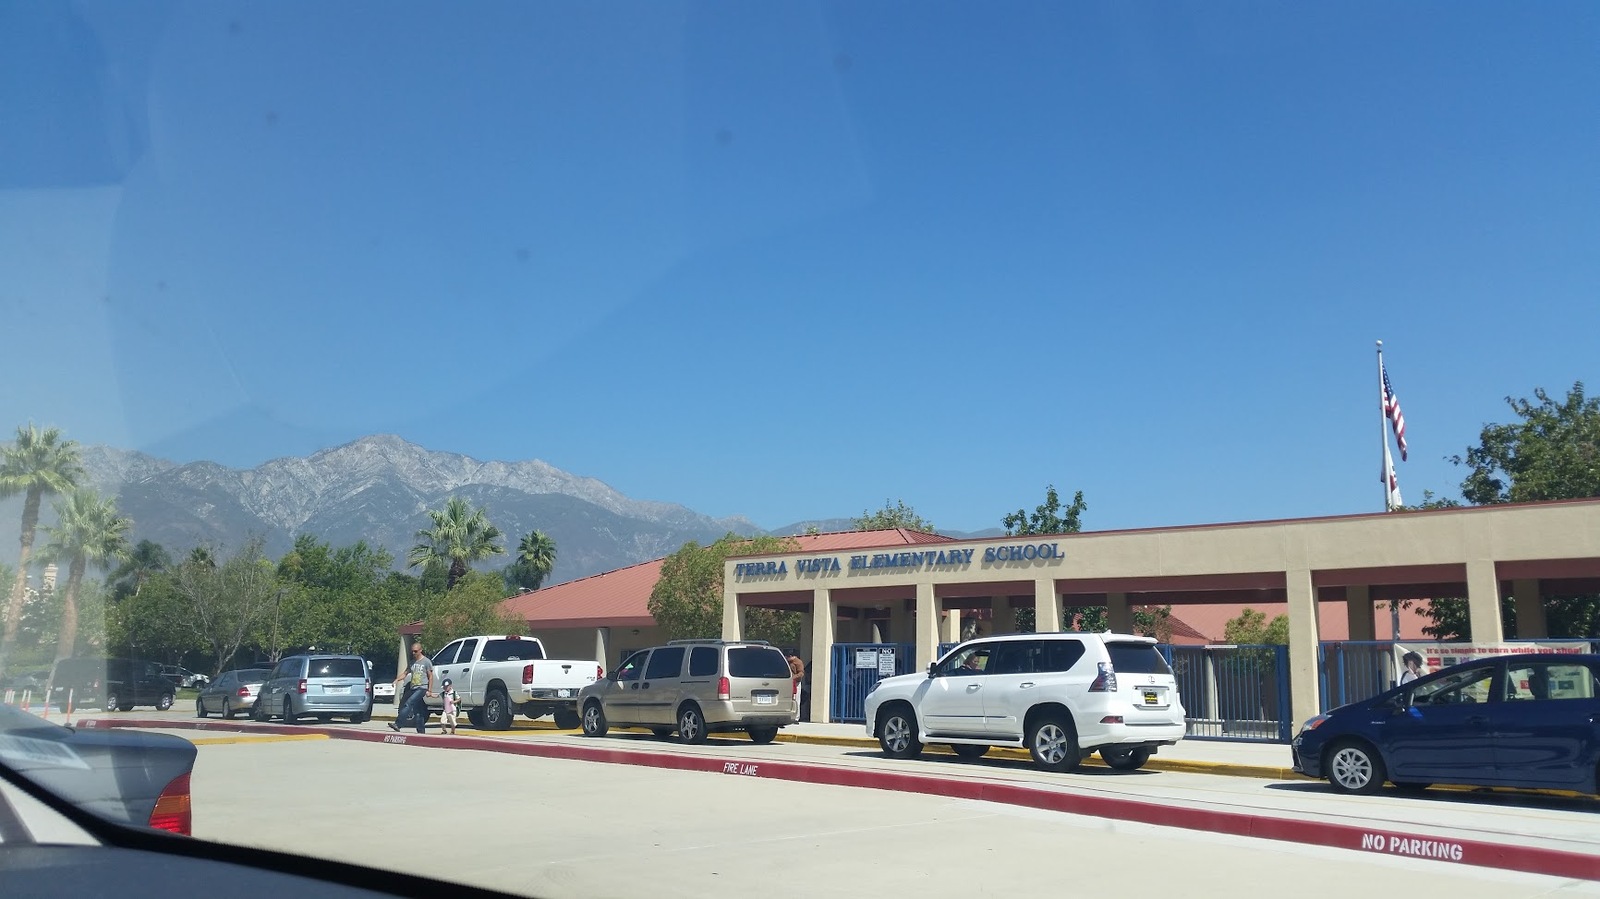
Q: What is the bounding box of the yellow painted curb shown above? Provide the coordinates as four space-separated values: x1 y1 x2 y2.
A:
189 734 331 746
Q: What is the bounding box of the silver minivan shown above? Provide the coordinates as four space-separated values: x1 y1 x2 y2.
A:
578 639 797 744
254 654 372 724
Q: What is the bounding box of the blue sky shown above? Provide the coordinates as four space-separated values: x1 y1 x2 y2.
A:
2 1 1596 534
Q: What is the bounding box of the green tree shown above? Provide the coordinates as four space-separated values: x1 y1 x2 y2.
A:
107 572 203 664
108 540 173 602
852 500 934 533
1002 484 1087 537
1457 382 1600 505
1222 608 1290 644
38 489 130 664
274 536 407 660
408 497 506 589
173 539 283 674
648 534 800 641
504 530 557 593
420 572 525 651
0 423 83 677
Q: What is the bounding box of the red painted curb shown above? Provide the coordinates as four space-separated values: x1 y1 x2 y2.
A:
90 718 1600 882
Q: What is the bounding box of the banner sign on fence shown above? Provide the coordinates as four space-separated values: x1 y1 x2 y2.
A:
1393 641 1588 680
855 649 879 670
877 646 896 676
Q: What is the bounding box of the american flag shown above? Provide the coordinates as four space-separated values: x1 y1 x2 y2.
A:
1382 364 1407 461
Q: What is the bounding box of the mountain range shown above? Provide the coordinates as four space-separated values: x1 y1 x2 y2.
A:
0 435 999 584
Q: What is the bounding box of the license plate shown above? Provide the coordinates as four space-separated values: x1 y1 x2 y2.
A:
558 689 573 698
754 694 775 705
1142 690 1160 705
326 686 349 695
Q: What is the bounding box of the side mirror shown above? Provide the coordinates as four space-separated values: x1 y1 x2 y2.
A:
927 663 938 678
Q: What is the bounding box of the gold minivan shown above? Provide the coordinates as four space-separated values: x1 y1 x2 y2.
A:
577 640 798 744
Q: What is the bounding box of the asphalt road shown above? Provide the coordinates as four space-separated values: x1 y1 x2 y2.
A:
89 711 1600 898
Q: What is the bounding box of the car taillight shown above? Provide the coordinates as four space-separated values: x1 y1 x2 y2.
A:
523 664 534 685
296 679 307 694
717 677 730 701
596 664 604 679
1101 715 1124 724
1088 662 1117 693
148 773 192 836
236 687 249 698
365 679 373 695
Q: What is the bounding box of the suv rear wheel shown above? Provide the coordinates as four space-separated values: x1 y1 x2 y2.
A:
747 726 779 745
156 692 175 712
1101 746 1151 771
878 705 923 759
1027 713 1080 772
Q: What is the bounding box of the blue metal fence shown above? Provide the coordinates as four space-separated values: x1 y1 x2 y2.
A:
1317 639 1600 712
1169 644 1292 742
829 642 917 724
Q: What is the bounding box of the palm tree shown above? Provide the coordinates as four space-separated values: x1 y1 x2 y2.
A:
0 424 83 676
108 539 172 601
507 530 558 591
40 489 131 663
408 497 505 589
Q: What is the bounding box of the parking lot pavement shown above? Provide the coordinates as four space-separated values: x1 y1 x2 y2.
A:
183 738 1600 899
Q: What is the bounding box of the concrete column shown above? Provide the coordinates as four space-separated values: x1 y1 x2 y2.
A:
1106 592 1132 633
1285 568 1322 730
1345 586 1375 641
1034 577 1061 633
797 611 813 656
992 597 1017 635
808 588 833 723
1466 560 1505 643
720 580 743 641
889 600 910 644
940 607 959 644
1513 578 1546 639
397 635 409 685
916 582 939 670
594 627 611 670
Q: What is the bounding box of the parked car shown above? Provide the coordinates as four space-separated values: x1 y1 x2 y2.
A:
373 680 396 703
1293 652 1600 795
578 639 798 744
0 701 197 833
49 658 176 713
195 668 274 719
864 633 1186 772
159 665 210 689
253 654 372 724
427 634 601 730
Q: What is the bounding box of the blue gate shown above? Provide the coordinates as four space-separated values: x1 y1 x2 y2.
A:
1318 639 1600 712
1168 644 1292 743
829 642 916 724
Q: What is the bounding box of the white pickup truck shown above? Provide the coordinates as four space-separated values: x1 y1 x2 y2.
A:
426 634 601 730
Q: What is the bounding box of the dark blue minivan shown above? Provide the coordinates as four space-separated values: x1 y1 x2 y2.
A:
1293 653 1600 795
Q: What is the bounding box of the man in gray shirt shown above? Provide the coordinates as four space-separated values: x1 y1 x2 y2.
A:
391 641 435 733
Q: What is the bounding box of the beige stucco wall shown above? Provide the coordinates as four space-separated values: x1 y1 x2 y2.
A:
722 501 1600 728
533 625 668 673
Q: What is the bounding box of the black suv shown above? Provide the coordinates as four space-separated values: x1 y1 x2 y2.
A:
50 657 177 712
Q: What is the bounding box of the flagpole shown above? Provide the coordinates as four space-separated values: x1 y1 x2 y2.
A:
1377 340 1391 512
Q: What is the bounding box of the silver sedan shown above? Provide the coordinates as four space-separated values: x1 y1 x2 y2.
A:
194 668 273 720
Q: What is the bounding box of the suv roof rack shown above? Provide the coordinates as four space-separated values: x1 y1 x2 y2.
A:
665 638 771 646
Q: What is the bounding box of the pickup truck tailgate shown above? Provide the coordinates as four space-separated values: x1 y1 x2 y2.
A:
526 660 600 699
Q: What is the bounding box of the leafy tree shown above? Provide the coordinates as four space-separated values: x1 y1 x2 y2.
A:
504 530 557 593
274 536 408 660
408 497 506 589
1002 485 1087 537
1456 382 1600 505
852 500 934 533
0 423 83 677
38 489 130 664
648 534 800 640
107 573 203 664
1223 608 1290 644
172 539 282 674
109 540 172 602
420 572 525 651
1422 383 1600 639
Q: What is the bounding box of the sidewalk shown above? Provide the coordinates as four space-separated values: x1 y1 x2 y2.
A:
366 704 1303 779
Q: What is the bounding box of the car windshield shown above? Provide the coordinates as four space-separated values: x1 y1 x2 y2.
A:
3 5 1598 898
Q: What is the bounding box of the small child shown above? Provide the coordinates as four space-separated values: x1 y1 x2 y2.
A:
440 678 460 735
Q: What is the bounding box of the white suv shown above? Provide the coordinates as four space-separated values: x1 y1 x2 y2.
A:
864 633 1186 771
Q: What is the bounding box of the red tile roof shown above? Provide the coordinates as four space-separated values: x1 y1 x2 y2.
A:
501 529 952 629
